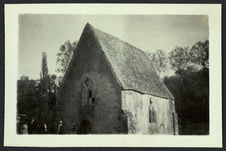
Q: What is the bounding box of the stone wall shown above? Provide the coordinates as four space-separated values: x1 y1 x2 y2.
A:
57 25 178 135
122 90 178 135
57 28 125 134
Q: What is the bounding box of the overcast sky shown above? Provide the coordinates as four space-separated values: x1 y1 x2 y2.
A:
18 15 209 80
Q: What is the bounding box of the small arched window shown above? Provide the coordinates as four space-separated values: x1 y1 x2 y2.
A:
149 99 157 123
81 77 96 107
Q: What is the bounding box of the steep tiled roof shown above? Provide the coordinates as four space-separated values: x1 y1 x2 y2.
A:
82 23 174 100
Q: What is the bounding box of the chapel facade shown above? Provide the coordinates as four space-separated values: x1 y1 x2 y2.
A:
57 23 179 134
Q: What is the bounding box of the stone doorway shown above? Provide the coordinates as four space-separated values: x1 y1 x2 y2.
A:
78 120 92 134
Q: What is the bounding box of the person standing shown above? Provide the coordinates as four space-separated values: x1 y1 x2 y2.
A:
42 123 47 134
71 123 77 134
57 121 63 134
22 123 28 134
29 118 36 134
17 117 22 134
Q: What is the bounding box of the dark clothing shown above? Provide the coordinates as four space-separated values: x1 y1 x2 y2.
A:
57 123 63 134
71 124 77 134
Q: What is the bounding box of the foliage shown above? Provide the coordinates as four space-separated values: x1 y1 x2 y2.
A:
49 74 57 93
146 49 169 77
18 52 58 134
164 68 209 135
17 75 58 134
56 76 63 87
56 40 77 76
190 40 209 68
169 40 209 74
165 40 209 134
169 46 191 72
41 52 48 79
17 79 41 122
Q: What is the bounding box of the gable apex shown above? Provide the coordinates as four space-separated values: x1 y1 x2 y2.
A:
84 22 93 30
61 24 174 100
83 24 174 100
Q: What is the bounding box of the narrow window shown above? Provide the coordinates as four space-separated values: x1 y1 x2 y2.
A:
91 98 95 105
81 77 94 107
149 99 157 123
153 110 157 123
88 90 92 98
149 107 152 123
88 90 96 105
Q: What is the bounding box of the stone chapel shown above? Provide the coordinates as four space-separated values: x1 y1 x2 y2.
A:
57 23 179 135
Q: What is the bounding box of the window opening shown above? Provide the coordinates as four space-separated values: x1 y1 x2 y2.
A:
149 99 157 123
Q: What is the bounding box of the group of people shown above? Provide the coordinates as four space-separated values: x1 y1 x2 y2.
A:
17 116 77 134
17 117 48 134
57 121 77 134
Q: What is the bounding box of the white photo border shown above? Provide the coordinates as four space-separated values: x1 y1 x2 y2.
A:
4 4 222 147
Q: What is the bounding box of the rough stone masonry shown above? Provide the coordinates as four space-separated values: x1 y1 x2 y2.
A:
57 23 179 134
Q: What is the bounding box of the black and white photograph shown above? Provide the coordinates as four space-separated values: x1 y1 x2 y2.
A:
4 4 222 147
17 14 209 135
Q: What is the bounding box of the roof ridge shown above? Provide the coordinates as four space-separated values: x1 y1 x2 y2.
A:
65 23 174 100
87 24 174 100
84 23 124 89
89 24 161 77
91 24 148 56
90 25 165 79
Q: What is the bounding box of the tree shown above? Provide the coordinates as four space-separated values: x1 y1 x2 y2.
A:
40 52 58 133
17 77 37 118
169 40 209 74
48 74 57 94
40 52 49 125
17 77 42 134
56 76 63 87
190 40 209 68
169 46 191 73
164 68 209 135
40 52 49 93
146 49 169 77
165 40 209 134
47 74 57 134
56 40 77 76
